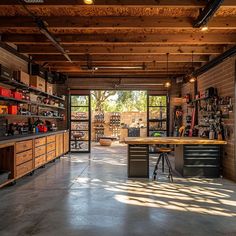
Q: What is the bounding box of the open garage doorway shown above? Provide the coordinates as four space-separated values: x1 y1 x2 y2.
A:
69 91 169 153
91 90 147 150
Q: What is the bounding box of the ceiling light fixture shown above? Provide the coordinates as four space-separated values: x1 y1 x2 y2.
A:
164 53 171 88
164 82 171 88
83 0 94 4
189 51 197 83
201 25 209 31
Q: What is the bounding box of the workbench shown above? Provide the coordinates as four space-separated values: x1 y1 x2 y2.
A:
125 137 227 178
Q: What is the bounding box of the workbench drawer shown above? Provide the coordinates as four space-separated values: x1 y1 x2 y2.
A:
16 149 33 166
129 160 149 178
47 142 55 153
47 151 56 162
35 154 46 168
16 140 33 153
16 160 33 177
35 145 46 157
47 135 56 144
35 137 46 147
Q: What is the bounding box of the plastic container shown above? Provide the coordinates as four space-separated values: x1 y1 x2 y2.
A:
8 105 18 115
0 87 11 97
11 91 22 100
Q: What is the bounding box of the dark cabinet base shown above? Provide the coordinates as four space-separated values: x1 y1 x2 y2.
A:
175 144 220 178
128 144 149 178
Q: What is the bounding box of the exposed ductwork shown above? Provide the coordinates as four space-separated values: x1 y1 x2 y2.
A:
193 0 224 28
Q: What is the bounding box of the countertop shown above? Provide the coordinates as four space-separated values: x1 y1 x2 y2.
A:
124 137 227 145
0 130 68 145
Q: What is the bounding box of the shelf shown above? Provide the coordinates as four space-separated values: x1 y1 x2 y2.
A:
0 114 63 120
0 76 65 101
148 119 167 122
0 96 65 110
71 119 89 122
149 129 167 132
71 129 88 132
192 97 211 103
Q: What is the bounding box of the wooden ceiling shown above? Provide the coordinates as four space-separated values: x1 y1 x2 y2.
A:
0 0 236 88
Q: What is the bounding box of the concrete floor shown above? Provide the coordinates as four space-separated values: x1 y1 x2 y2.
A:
0 143 236 236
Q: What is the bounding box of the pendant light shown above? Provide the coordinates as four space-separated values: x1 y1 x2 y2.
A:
164 53 171 88
189 51 197 83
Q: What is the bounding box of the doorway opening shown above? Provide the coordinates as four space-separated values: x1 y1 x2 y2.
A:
69 91 169 153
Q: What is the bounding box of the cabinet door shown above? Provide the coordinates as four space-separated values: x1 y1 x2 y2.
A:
56 133 64 157
63 131 69 153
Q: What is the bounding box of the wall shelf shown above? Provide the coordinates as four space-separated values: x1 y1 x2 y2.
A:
0 76 65 101
0 114 63 120
0 96 65 110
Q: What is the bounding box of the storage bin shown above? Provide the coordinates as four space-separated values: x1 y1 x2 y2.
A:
0 87 11 97
30 76 46 92
8 105 18 115
13 70 30 86
46 82 53 95
29 93 39 102
12 91 22 100
0 105 8 114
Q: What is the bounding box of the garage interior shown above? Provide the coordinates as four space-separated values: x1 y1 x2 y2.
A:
0 1 236 235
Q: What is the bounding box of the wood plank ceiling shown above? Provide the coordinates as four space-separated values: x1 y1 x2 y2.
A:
0 0 235 89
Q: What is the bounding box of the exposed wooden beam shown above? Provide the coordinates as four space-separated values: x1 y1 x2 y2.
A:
0 16 235 30
0 0 235 7
0 0 207 7
32 54 209 62
67 73 185 79
18 45 223 55
3 33 234 45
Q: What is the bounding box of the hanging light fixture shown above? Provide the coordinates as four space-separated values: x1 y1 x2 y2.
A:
164 53 171 88
83 0 94 4
189 51 197 83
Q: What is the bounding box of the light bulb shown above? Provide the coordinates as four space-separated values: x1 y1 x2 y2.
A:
83 0 94 4
164 82 171 88
201 26 208 31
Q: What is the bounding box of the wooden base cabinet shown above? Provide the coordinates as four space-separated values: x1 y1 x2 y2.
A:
56 133 64 157
34 137 47 169
15 140 33 178
64 131 69 153
0 130 69 188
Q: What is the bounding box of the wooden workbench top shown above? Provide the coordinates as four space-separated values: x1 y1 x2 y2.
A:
124 137 227 145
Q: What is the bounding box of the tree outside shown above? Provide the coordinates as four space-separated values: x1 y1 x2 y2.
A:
91 90 147 112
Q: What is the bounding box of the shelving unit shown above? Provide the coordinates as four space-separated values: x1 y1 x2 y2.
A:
0 76 65 101
147 94 169 137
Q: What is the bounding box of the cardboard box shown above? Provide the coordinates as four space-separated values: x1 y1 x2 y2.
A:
30 76 45 92
46 82 53 95
29 93 39 102
13 70 30 86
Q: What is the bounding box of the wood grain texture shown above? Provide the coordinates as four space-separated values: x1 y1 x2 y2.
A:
125 137 227 145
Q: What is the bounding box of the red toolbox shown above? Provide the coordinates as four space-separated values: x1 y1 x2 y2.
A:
11 91 23 100
8 105 18 115
0 87 11 97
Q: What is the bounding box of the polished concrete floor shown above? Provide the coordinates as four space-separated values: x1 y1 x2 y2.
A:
0 143 236 236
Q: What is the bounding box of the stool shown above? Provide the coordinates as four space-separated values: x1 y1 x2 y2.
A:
153 148 173 182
